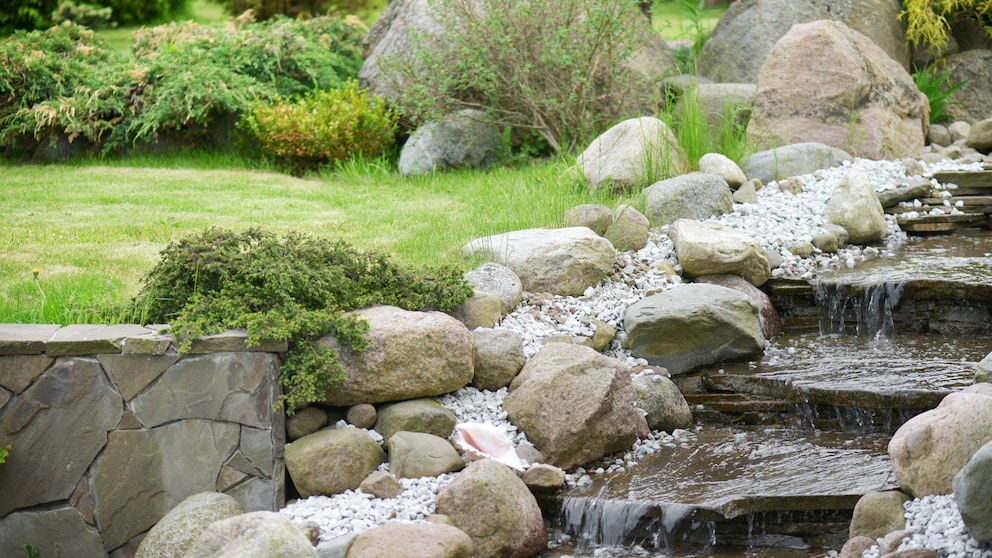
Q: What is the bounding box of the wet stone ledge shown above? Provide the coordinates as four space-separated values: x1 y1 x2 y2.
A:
0 324 288 558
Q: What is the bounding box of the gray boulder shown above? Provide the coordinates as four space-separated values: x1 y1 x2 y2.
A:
0 506 106 558
698 152 747 189
944 50 992 125
358 0 443 101
319 306 474 406
399 109 502 175
564 204 614 236
953 439 992 544
741 142 852 184
184 511 317 558
462 227 616 296
747 20 928 160
631 374 693 432
605 205 650 252
948 121 972 143
848 490 911 541
435 459 547 558
698 0 909 83
503 343 647 470
823 172 887 244
840 536 875 558
643 173 733 226
623 283 765 375
450 291 501 330
286 407 327 441
359 471 404 499
733 179 758 204
967 118 992 153
388 431 465 479
464 262 523 317
346 404 377 429
521 464 566 493
136 492 244 558
348 522 474 558
472 328 525 391
694 274 782 340
976 352 992 384
928 123 951 147
576 116 687 194
669 219 771 287
889 383 992 497
374 398 457 443
284 427 385 497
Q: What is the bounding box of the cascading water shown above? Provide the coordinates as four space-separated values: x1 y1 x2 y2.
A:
540 233 992 557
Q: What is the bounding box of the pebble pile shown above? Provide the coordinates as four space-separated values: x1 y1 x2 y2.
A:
861 495 992 558
281 157 990 555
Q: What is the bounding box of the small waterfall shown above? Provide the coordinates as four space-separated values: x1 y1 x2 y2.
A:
816 281 905 337
550 497 710 552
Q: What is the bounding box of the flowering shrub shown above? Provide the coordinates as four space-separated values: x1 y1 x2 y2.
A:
238 80 397 174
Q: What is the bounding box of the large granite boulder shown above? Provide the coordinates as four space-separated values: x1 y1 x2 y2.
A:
575 117 687 194
944 49 992 125
357 0 443 101
631 374 693 432
698 0 909 83
503 343 646 470
748 20 928 160
184 511 317 558
387 431 465 479
741 142 852 184
348 522 474 558
136 492 245 558
374 398 457 443
462 227 616 296
319 306 474 406
953 439 992 544
823 172 887 244
435 459 547 558
888 384 992 497
399 109 502 175
472 328 526 391
694 274 782 340
848 490 911 541
643 173 733 226
284 427 385 497
669 219 771 287
464 262 523 317
623 283 765 375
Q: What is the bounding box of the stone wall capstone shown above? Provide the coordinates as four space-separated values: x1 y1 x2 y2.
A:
0 324 287 558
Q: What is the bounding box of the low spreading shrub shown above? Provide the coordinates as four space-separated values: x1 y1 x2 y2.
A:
132 228 473 413
238 80 397 173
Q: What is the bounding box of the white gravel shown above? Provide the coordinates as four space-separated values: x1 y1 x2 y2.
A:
860 494 992 558
280 155 990 553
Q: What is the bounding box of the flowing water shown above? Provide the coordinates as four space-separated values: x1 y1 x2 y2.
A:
539 233 992 557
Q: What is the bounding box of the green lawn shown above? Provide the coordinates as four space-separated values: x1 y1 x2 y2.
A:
652 0 726 41
0 154 633 324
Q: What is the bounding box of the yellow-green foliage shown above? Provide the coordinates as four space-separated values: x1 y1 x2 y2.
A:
901 0 992 51
238 80 397 174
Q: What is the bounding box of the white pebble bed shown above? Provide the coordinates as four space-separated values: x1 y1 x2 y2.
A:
281 156 988 553
860 494 992 558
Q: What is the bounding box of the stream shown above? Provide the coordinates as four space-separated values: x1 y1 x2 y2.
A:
539 232 992 557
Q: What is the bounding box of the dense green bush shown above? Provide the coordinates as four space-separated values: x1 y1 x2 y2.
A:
0 13 365 155
133 228 473 413
901 0 992 52
385 0 656 155
97 0 187 25
52 1 116 29
238 80 397 173
217 0 382 21
0 0 59 35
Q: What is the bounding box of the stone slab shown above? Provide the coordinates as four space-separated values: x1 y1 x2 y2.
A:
98 353 179 401
0 354 53 393
47 324 153 356
186 329 288 354
120 333 174 355
0 324 60 355
0 505 107 558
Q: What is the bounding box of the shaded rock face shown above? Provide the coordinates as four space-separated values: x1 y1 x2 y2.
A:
184 511 317 558
747 20 929 160
0 506 106 558
387 431 465 479
472 328 526 391
631 374 693 432
399 109 502 175
576 117 687 194
623 283 765 375
698 0 909 83
669 219 771 287
643 173 733 226
953 439 992 544
888 384 992 497
320 306 474 406
374 398 457 443
848 490 911 541
605 205 651 252
823 171 887 244
944 49 992 125
694 274 782 339
284 427 385 498
741 142 852 184
462 227 616 297
435 459 547 558
358 0 444 101
348 522 474 558
503 343 646 470
464 262 523 318
136 492 245 558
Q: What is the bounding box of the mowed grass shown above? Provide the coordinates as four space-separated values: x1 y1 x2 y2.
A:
0 154 633 324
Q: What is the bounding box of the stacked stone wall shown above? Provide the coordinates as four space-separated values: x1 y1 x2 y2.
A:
0 324 287 558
